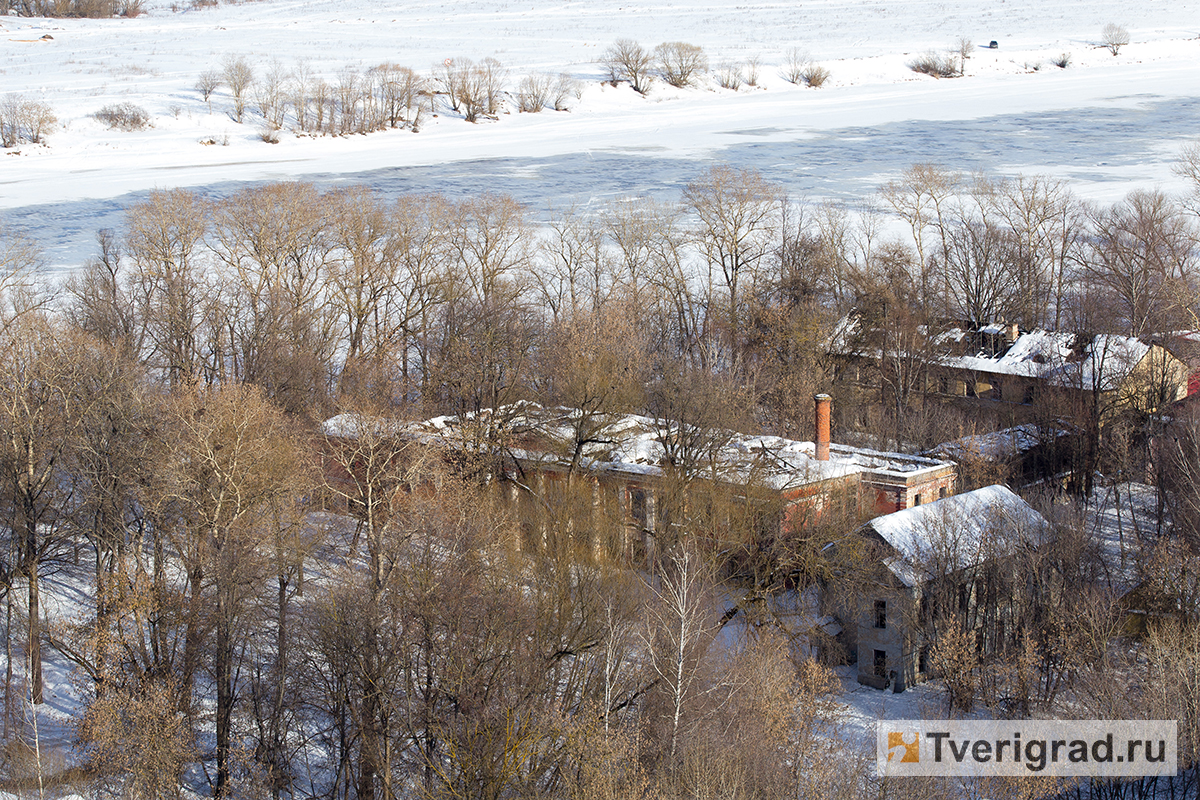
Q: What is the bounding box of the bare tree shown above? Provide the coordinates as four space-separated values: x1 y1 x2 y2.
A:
124 188 213 387
641 543 718 771
654 42 707 88
0 316 90 706
713 61 743 90
155 383 303 800
221 55 254 123
938 217 1019 328
682 165 784 367
195 70 221 114
76 680 195 800
479 57 507 116
879 163 961 312
0 224 42 334
533 207 606 319
253 59 288 129
1084 189 1196 337
1102 23 1130 55
371 63 423 129
601 39 655 94
210 182 336 413
955 36 975 74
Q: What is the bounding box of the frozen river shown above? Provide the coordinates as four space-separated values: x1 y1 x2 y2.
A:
9 93 1199 273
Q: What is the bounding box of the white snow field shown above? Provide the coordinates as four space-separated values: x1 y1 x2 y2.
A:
3 0 1200 268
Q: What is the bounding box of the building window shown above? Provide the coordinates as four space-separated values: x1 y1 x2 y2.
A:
874 600 887 629
939 486 947 499
1023 385 1035 405
629 488 647 529
913 493 922 507
873 649 888 678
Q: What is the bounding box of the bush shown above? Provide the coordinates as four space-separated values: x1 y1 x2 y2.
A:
801 63 830 88
908 51 960 78
551 72 581 111
92 102 151 131
15 0 129 17
1051 52 1072 68
517 73 552 112
714 61 743 90
780 47 809 85
654 41 707 88
0 95 57 147
744 55 760 86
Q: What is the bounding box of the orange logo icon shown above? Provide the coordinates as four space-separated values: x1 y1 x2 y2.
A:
887 732 919 763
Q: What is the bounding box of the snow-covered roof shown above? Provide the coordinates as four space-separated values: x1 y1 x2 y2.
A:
835 318 1159 392
332 403 954 494
929 424 1062 462
866 485 1049 586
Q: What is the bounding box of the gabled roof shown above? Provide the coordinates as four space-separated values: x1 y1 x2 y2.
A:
865 485 1050 586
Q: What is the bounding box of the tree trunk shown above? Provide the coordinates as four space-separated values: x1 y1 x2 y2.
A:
27 558 42 705
216 593 233 799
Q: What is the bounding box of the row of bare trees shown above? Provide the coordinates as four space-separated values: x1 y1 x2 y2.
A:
62 170 825 433
198 55 582 135
57 158 1200 457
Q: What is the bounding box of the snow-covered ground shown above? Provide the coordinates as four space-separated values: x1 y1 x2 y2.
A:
3 0 1200 270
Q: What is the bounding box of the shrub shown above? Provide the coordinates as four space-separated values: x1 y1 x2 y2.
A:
801 63 830 88
654 41 707 88
744 55 761 86
76 681 195 800
259 123 280 143
0 95 57 147
1102 23 1130 55
517 73 552 112
551 72 581 111
908 51 960 78
92 102 151 131
1051 52 1072 68
780 47 808 85
714 61 743 90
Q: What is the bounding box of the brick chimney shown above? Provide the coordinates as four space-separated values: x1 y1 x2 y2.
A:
814 393 831 461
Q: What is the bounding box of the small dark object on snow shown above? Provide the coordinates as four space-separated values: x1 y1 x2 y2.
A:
989 40 998 49
41 34 54 39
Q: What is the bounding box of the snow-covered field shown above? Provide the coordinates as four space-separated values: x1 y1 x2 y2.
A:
3 0 1200 270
